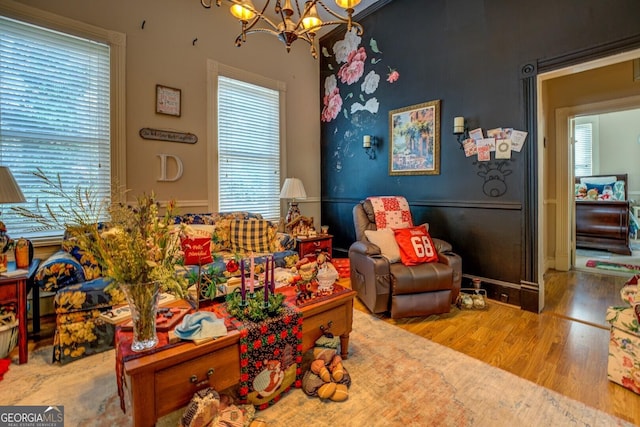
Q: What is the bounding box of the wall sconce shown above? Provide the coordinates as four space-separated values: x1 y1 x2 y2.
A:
363 135 377 159
453 116 467 149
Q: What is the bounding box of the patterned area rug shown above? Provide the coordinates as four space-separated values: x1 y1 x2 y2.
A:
0 310 634 427
586 259 640 274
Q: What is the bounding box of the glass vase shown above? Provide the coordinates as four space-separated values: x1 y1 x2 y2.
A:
120 281 160 352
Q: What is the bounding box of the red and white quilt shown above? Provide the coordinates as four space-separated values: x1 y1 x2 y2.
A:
367 196 413 230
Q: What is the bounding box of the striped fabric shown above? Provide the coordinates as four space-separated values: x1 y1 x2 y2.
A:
230 219 272 253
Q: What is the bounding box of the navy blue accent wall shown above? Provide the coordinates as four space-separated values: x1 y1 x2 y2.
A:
319 0 640 290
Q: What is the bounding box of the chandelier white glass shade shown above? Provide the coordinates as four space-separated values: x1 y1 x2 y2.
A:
201 0 364 58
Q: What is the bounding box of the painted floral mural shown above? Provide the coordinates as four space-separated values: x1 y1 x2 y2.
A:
321 29 399 124
321 29 400 179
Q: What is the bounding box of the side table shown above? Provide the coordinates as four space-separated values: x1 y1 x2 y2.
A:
296 234 333 259
0 258 40 364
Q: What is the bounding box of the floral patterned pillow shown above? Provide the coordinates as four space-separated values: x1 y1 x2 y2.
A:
34 250 86 292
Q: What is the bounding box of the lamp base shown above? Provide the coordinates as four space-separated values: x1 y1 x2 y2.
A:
285 202 301 224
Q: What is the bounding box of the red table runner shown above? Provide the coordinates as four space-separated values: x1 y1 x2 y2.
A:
235 303 302 409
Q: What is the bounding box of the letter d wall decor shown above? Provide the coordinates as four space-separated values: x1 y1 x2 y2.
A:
157 154 183 182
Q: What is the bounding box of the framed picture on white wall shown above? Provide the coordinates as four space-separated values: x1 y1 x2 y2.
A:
156 84 181 117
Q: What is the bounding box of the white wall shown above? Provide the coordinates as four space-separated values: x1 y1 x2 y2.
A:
597 108 640 200
10 0 322 225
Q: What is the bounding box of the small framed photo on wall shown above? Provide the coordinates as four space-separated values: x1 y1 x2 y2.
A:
156 84 181 117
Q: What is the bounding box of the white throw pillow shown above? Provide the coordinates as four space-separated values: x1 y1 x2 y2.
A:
364 228 401 263
580 176 616 185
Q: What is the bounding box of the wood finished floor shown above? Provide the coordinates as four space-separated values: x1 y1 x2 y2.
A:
26 269 639 424
347 270 639 425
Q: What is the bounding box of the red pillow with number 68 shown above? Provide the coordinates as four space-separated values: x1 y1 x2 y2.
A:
393 225 439 266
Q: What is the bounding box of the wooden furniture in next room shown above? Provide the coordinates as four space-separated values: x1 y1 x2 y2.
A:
296 234 332 259
0 258 40 364
575 174 631 255
120 285 356 427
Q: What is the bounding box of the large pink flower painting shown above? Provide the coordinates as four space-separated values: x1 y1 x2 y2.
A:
337 47 367 85
321 29 400 123
322 87 342 122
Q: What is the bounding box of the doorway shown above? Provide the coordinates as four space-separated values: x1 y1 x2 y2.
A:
537 48 640 309
571 109 640 275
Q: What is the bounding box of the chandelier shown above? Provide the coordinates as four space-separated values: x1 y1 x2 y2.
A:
201 0 364 58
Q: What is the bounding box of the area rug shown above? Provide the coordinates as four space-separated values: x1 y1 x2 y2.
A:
0 310 633 427
586 259 640 274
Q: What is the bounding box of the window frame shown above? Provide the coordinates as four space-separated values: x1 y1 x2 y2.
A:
0 0 126 245
573 115 600 177
206 60 287 219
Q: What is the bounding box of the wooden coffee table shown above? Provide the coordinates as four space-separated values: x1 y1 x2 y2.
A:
121 286 356 427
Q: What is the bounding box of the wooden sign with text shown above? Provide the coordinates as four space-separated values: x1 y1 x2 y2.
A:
139 128 198 144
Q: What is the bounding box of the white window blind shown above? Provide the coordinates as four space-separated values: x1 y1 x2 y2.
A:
217 75 280 219
0 16 111 240
574 122 593 177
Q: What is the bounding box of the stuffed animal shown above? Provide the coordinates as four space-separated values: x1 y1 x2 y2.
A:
587 188 599 200
301 335 351 402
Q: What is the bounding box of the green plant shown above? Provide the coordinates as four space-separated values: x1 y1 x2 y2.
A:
185 261 228 301
12 169 187 296
225 289 285 322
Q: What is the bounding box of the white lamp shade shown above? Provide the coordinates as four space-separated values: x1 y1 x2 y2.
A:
279 177 307 200
0 166 26 204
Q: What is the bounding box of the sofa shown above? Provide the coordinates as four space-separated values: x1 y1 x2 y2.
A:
34 211 299 364
348 198 462 319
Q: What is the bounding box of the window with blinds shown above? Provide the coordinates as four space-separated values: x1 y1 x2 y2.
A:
217 75 281 220
0 16 111 241
574 122 593 177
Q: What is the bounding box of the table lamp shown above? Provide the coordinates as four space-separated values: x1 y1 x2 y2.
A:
0 166 26 272
279 177 307 223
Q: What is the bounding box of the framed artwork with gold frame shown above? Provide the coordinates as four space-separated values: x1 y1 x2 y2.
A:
388 99 441 176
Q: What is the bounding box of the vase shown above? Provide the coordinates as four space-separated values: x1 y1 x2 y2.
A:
120 281 160 352
14 238 33 269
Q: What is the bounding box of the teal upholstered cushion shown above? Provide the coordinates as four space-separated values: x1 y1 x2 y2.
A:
613 180 625 201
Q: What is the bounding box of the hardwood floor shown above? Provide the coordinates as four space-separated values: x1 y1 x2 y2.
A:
348 270 640 425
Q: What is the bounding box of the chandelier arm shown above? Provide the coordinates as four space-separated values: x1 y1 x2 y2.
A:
315 1 356 22
235 27 314 44
224 0 281 33
290 0 319 35
201 0 213 8
236 27 284 40
302 19 363 36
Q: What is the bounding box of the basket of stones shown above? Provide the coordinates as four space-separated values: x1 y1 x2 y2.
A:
456 288 488 310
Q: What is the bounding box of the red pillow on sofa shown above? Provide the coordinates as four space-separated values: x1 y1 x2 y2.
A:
393 225 439 266
181 236 213 265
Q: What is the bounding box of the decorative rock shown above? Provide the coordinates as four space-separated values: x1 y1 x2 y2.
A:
317 382 337 400
319 366 331 383
330 384 349 402
313 347 336 363
310 359 325 374
331 363 344 382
